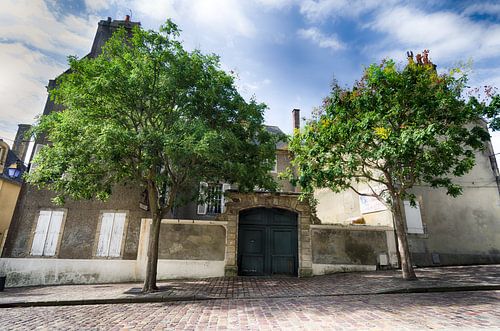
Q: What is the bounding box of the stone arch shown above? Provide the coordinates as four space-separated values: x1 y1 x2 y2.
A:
216 191 313 277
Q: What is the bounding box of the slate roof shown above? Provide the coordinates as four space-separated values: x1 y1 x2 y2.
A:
265 125 288 150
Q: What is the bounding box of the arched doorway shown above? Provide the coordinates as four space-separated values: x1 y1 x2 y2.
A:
237 208 298 276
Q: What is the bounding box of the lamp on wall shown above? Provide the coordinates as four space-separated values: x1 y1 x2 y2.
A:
7 161 22 179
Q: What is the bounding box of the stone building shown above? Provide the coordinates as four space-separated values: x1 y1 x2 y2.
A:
0 17 395 287
1 17 498 287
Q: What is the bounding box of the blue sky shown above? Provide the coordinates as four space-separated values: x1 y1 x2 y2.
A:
1 0 500 158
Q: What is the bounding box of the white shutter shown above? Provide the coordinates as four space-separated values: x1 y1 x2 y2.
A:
108 213 126 257
31 211 51 256
43 211 64 256
197 182 208 215
96 213 114 256
221 183 231 213
404 201 424 234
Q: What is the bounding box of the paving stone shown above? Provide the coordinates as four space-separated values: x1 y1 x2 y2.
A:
0 265 499 306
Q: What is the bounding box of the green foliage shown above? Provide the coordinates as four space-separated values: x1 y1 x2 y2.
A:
290 59 499 205
27 20 278 208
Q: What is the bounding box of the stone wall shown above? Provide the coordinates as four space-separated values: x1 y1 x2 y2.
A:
3 184 149 259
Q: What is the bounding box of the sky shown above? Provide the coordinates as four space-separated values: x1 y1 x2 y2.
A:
1 0 500 160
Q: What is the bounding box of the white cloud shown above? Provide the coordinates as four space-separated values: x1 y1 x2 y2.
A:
298 27 344 51
130 0 256 38
299 0 390 21
463 3 500 19
0 43 65 142
0 0 98 56
84 0 115 12
255 0 296 9
368 6 500 63
0 0 100 142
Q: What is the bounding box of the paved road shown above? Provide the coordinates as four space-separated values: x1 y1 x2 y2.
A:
1 290 499 330
3 265 500 306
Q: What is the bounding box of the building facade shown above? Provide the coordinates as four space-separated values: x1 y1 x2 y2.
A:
1 17 498 287
0 133 28 257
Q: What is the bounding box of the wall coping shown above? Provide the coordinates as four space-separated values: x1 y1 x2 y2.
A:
141 218 228 226
310 224 393 231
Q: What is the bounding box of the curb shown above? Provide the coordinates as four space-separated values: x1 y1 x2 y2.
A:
0 295 198 309
1 284 499 308
378 284 500 294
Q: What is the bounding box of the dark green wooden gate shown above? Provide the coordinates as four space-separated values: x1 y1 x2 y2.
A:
237 208 298 276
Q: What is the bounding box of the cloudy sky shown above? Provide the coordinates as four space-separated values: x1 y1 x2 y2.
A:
1 0 500 158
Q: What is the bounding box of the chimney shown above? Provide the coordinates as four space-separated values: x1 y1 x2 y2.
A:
12 124 31 161
292 108 300 131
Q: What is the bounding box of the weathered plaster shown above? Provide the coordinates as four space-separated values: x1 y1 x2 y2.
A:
406 145 500 266
314 187 392 227
312 263 376 275
310 225 390 266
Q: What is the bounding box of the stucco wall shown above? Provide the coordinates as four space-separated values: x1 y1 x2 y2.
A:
0 179 21 255
272 150 296 193
311 225 392 266
407 145 500 266
0 258 225 287
158 224 226 260
314 187 392 227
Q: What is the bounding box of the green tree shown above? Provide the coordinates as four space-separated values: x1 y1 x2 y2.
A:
289 57 499 280
27 20 278 292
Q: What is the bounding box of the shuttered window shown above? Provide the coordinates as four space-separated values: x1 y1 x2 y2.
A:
403 200 424 234
197 182 231 215
96 212 127 257
31 210 65 256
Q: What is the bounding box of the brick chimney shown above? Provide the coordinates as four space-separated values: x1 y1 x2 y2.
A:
12 124 31 161
292 108 300 131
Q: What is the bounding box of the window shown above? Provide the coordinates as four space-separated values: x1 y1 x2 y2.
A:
96 212 127 257
271 156 278 173
0 141 8 172
197 182 231 215
29 143 44 173
403 200 424 234
31 210 65 256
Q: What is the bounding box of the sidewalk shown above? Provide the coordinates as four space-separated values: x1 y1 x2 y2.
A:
1 265 499 307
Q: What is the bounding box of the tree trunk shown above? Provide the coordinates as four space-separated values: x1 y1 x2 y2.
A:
142 180 162 293
392 199 418 280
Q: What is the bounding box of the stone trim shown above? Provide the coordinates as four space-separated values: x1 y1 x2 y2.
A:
159 219 228 226
216 191 313 277
310 224 393 231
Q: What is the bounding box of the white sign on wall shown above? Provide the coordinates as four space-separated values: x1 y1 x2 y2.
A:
359 195 387 214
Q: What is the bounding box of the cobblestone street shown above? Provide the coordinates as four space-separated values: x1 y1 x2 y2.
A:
1 265 499 306
2 290 499 330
